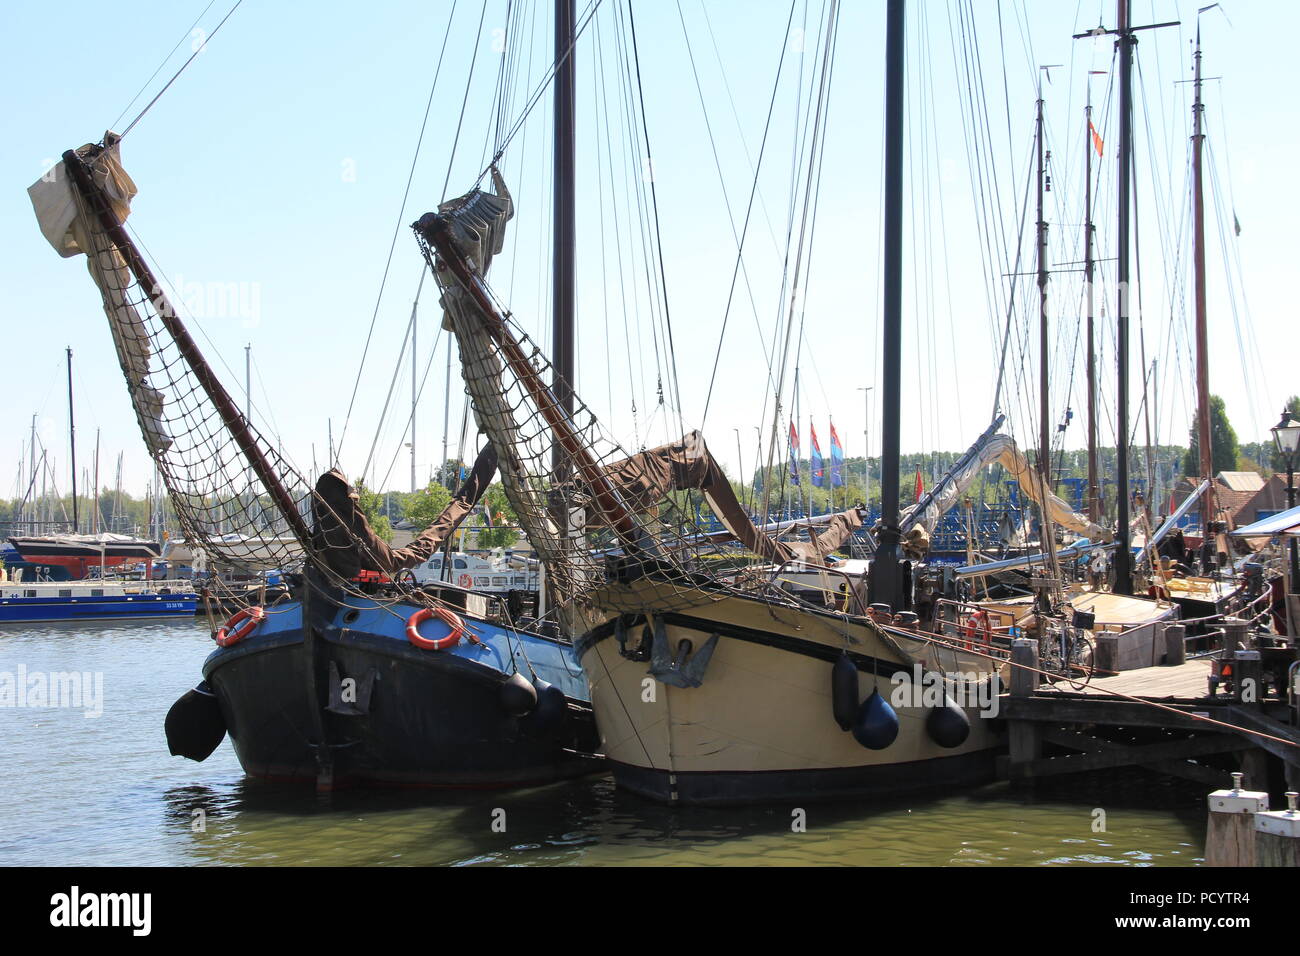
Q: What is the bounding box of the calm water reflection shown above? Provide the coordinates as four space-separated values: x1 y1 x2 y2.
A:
0 620 1206 866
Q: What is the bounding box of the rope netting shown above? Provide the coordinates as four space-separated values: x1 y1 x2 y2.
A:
415 174 827 622
54 138 454 620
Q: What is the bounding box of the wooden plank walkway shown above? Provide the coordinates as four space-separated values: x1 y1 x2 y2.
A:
1032 658 1214 702
999 653 1300 788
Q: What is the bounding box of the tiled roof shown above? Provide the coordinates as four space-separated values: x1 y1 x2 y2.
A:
1216 470 1266 492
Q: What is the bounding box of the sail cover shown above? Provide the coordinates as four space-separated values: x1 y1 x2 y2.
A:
595 431 795 564
312 444 498 578
29 134 170 455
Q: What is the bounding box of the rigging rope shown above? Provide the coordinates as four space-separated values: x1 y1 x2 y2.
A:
119 0 245 139
335 0 461 468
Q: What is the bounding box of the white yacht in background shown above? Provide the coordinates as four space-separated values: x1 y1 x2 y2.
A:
410 550 539 594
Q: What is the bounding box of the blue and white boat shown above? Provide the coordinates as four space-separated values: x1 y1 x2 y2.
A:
182 579 599 788
0 578 197 623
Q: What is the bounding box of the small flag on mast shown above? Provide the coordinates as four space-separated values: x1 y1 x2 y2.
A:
1089 119 1104 157
788 422 800 485
810 421 825 488
914 467 924 503
829 421 845 488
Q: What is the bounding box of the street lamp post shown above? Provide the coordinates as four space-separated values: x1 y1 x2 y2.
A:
1271 408 1300 597
858 386 874 510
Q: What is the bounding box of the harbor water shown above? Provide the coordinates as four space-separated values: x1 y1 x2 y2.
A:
0 620 1208 866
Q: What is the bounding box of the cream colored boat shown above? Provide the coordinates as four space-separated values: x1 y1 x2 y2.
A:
572 575 1003 805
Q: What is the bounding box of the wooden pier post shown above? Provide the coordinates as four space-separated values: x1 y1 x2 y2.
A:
1254 792 1300 867
1223 617 1249 651
1205 771 1269 867
1162 623 1186 666
1010 638 1039 697
1007 639 1041 779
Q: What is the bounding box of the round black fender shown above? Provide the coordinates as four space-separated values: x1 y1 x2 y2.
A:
831 652 859 731
925 695 972 748
499 670 539 716
164 681 227 762
522 677 568 735
851 687 900 751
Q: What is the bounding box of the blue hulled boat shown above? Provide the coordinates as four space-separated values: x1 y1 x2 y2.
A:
186 579 599 788
0 579 196 623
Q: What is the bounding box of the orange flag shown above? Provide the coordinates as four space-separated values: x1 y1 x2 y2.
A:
1089 119 1104 157
914 468 924 502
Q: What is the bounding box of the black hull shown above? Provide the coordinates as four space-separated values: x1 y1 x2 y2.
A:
609 750 997 807
203 629 602 789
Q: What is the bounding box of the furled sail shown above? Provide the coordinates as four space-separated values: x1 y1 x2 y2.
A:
897 418 1111 551
595 431 795 564
312 444 498 578
29 134 170 455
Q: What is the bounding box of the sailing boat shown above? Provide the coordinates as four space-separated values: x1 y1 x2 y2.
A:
30 132 599 787
415 0 1002 805
1147 21 1255 627
931 69 1181 676
8 350 161 579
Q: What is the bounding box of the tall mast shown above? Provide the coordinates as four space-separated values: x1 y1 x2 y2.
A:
28 416 36 532
66 347 79 534
1084 77 1100 523
1192 23 1216 563
552 0 576 478
869 0 905 611
92 429 100 535
442 343 451 488
1074 2 1177 594
1113 0 1136 594
1036 74 1051 483
410 297 418 493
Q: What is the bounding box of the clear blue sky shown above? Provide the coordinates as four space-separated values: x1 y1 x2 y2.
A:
2 0 1296 499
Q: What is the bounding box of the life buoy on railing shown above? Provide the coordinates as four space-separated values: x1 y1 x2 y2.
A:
963 610 992 650
406 606 471 650
214 605 265 647
457 573 473 588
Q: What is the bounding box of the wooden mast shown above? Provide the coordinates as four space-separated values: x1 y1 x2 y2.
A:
868 0 906 611
1074 2 1178 595
1036 75 1051 483
1192 23 1216 565
1114 0 1136 594
552 0 576 478
61 149 312 546
1084 76 1100 524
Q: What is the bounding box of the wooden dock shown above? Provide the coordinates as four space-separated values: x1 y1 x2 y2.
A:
999 642 1300 791
1038 657 1215 699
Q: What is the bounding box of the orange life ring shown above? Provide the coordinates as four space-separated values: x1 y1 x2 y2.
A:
457 573 473 588
406 606 469 650
963 610 992 650
214 605 265 647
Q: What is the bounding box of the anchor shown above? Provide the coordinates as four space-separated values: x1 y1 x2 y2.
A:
647 616 718 689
